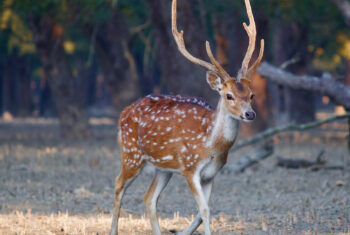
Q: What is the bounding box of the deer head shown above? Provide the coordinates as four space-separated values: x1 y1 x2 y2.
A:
172 0 264 122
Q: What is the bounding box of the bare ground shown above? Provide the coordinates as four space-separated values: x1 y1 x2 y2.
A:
0 118 349 234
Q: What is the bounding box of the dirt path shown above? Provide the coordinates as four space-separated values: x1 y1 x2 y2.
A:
0 120 349 234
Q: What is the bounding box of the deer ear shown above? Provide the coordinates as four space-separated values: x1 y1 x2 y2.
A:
206 71 224 91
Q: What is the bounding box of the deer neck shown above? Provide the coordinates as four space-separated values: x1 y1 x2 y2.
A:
206 98 239 151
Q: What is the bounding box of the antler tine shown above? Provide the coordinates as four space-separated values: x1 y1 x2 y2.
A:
205 41 231 81
172 0 217 73
246 39 264 78
237 0 262 80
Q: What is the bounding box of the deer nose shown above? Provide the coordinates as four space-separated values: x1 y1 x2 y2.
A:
245 111 256 120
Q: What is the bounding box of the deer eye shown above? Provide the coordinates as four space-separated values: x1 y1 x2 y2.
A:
250 94 255 100
226 94 234 100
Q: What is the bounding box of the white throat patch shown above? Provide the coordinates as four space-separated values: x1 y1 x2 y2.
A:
206 99 239 148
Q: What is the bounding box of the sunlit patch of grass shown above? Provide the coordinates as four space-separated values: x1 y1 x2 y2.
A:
1 210 349 234
0 211 251 235
1 210 349 235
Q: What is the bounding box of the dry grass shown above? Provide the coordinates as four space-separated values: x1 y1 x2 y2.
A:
2 211 349 235
0 211 249 235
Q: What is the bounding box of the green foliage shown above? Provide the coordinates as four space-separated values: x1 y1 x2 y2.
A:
206 0 348 72
0 0 348 76
10 0 61 19
119 0 149 27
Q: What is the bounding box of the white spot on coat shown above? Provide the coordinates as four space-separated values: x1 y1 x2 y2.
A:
162 155 173 161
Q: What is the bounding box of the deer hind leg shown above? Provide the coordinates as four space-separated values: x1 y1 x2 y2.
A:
110 161 143 235
176 180 213 235
144 170 173 235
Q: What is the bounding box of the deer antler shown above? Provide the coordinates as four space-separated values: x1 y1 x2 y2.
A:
205 41 231 79
172 0 231 81
237 0 264 80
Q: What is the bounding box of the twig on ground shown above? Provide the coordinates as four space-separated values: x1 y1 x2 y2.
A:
315 150 326 163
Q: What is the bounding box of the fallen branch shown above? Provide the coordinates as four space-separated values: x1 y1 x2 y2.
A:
257 62 350 109
233 113 350 151
222 145 273 174
310 165 344 171
276 150 326 169
276 151 344 171
276 157 321 169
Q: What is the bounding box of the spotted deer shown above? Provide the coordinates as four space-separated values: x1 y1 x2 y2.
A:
110 0 264 234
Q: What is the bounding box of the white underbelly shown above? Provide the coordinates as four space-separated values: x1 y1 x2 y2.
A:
143 162 182 174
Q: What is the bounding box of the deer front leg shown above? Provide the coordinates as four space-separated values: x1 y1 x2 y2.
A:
184 173 212 235
144 170 173 235
176 180 213 235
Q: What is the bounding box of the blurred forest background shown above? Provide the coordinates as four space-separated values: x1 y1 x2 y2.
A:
1 1 350 234
0 0 349 138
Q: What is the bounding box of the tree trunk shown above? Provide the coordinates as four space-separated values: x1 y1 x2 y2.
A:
15 55 32 116
225 14 246 76
346 59 350 86
28 15 91 139
75 58 97 107
147 0 217 106
2 58 13 115
272 20 315 124
1 53 32 116
38 75 53 116
0 62 2 115
95 11 140 113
